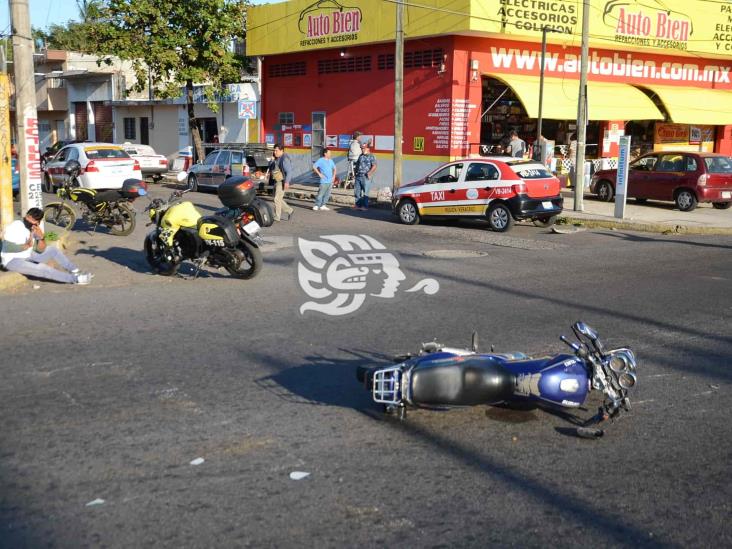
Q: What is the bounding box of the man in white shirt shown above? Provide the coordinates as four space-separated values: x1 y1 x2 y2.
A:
346 131 363 185
1 208 92 284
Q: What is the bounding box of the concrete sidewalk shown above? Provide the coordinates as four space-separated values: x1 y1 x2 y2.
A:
284 183 732 235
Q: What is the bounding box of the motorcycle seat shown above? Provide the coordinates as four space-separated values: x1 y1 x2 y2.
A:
410 357 514 406
93 190 124 203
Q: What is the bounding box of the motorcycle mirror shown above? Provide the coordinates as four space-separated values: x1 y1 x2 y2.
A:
176 171 188 183
573 321 599 341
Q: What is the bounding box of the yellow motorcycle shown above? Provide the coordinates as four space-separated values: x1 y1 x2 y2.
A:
143 174 262 279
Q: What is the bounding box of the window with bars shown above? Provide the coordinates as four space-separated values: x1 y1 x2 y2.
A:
123 117 136 140
278 112 294 125
268 61 307 78
378 54 394 70
317 56 371 74
405 49 444 68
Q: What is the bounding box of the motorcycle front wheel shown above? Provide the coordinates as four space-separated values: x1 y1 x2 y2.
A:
43 202 76 230
144 233 180 276
224 240 262 279
108 203 136 236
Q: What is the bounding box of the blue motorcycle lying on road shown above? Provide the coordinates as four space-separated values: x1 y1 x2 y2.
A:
357 322 637 438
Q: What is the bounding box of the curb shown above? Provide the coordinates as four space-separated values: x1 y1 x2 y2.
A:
558 214 732 235
0 230 72 292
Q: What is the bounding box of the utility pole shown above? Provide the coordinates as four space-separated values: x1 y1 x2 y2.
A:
11 0 43 215
573 0 590 211
392 0 404 192
0 69 12 232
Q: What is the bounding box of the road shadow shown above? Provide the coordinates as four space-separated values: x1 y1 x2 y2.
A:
595 230 732 250
252 348 392 414
75 245 150 273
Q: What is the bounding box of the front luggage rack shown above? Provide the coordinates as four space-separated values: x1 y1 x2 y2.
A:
372 366 402 404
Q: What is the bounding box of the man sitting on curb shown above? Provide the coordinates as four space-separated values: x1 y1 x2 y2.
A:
1 208 93 285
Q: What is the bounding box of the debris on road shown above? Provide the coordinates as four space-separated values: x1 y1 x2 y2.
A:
85 498 105 506
190 457 205 466
289 471 310 480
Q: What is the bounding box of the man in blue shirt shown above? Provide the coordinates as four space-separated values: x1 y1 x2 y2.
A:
312 148 336 211
354 142 377 210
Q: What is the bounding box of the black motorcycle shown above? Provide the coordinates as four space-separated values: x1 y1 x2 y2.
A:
143 174 263 279
43 159 146 236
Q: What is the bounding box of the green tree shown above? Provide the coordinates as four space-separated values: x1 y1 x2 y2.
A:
32 1 104 52
93 0 249 161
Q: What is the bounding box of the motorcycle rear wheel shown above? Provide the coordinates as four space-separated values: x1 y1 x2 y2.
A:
108 203 136 236
144 233 180 276
43 202 76 230
225 241 262 279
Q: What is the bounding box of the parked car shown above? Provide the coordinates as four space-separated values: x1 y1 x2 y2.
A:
393 157 563 232
43 142 141 191
11 156 19 196
187 145 273 192
590 152 732 211
122 143 168 182
40 140 88 171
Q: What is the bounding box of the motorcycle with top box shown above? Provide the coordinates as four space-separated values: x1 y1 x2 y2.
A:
357 322 637 438
143 172 262 279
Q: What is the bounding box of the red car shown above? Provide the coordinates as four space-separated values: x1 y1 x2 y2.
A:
590 152 732 211
393 157 563 232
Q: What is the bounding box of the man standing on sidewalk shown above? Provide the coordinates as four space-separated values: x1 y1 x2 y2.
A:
269 143 295 222
1 208 92 284
354 142 377 210
312 148 336 211
347 131 362 186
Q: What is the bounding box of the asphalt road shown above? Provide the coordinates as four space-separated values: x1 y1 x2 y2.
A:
1 185 730 548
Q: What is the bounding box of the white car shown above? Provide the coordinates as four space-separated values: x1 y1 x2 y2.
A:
43 142 141 191
122 143 168 182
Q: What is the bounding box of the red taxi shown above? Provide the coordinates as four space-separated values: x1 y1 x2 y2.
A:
393 158 563 232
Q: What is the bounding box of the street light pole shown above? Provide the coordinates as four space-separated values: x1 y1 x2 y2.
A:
574 0 590 211
537 26 560 163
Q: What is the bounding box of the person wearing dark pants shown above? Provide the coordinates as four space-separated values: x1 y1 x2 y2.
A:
354 142 377 210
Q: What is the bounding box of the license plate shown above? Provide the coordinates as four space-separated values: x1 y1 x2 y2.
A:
722 191 731 199
542 201 553 209
243 220 261 235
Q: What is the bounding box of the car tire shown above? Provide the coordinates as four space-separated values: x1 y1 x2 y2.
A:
532 215 558 228
675 189 697 212
187 174 198 192
397 199 420 225
486 202 513 232
596 180 614 202
42 174 53 194
712 202 731 210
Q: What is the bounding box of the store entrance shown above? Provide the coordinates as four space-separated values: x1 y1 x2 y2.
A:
480 76 600 161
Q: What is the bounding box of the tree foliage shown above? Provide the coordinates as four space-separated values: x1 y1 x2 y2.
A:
93 0 249 102
32 0 105 52
92 0 250 159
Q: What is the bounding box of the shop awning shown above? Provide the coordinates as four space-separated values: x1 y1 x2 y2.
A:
487 74 664 121
635 85 732 125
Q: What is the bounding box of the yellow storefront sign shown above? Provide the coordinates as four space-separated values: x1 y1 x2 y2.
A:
248 0 732 58
413 136 425 152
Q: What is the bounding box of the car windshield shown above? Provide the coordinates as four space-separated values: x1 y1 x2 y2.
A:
85 147 130 159
704 156 732 173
